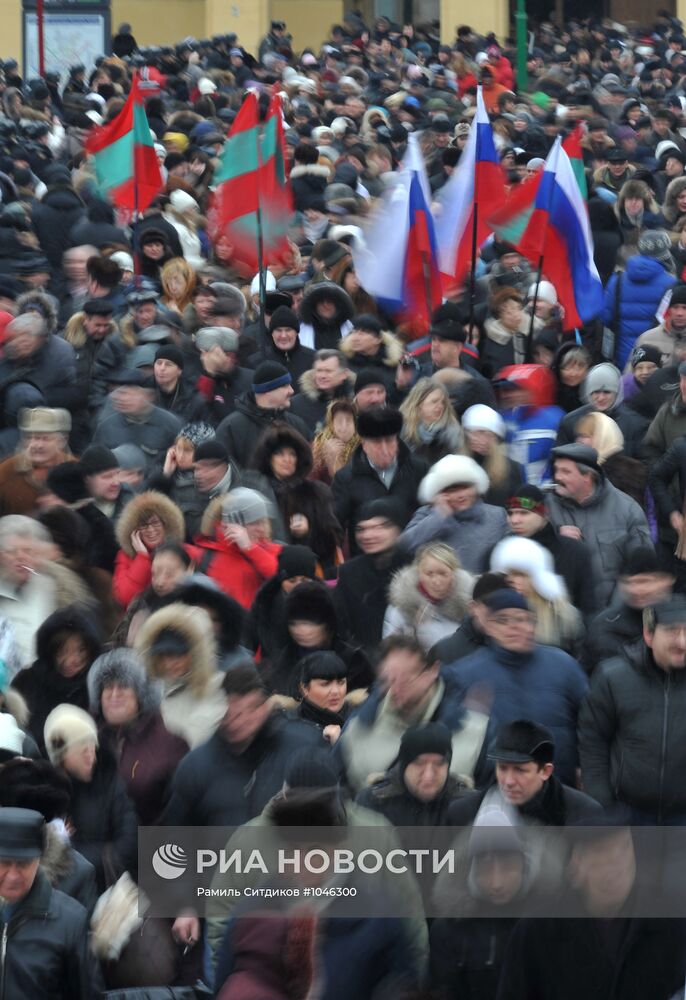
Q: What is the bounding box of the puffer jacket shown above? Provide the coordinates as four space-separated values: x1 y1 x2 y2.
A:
579 639 686 821
602 255 676 369
134 603 227 749
382 563 473 651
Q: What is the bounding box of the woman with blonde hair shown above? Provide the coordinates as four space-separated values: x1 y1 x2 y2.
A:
461 404 523 507
383 542 473 651
311 399 360 485
574 410 648 509
400 378 462 465
160 257 196 314
490 536 583 654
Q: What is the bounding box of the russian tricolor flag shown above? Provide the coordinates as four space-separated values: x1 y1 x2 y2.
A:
490 137 603 330
434 87 506 289
352 133 442 327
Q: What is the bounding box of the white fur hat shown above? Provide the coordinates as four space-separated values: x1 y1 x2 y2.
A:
44 704 98 766
461 404 506 439
527 280 557 306
419 455 490 504
251 270 277 296
490 536 566 602
169 189 199 214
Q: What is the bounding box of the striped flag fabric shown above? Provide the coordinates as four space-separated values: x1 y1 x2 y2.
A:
562 124 588 199
434 87 507 290
85 72 163 212
208 92 292 275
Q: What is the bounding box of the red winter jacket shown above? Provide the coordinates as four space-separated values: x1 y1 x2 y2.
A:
194 526 281 609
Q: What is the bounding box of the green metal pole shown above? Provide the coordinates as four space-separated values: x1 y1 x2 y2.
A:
515 0 528 93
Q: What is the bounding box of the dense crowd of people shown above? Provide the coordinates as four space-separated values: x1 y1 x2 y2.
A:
2 8 686 1000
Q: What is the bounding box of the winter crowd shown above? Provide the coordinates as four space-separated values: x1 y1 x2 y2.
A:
2 8 686 1000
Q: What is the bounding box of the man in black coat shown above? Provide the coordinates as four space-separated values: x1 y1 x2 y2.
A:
505 484 597 618
579 595 686 823
0 807 102 998
447 720 602 828
357 722 467 827
334 498 409 651
194 327 253 426
497 823 686 1000
332 406 428 555
162 664 323 827
215 361 311 469
586 547 674 667
246 305 315 382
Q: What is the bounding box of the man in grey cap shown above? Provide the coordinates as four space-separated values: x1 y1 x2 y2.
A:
194 326 253 423
580 595 686 823
0 807 101 997
92 369 182 474
545 443 652 605
0 407 73 515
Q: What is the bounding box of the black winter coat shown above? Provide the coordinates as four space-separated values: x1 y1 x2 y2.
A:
246 340 316 382
432 615 487 665
154 380 208 425
267 636 374 698
334 549 411 651
497 912 685 1000
161 712 324 827
579 640 686 820
530 522 597 619
0 870 100 999
649 434 686 525
11 606 102 754
215 393 312 468
430 915 517 1000
446 776 602 827
31 185 86 270
195 366 253 426
332 441 428 554
356 764 466 827
247 576 289 660
67 748 139 892
585 600 644 668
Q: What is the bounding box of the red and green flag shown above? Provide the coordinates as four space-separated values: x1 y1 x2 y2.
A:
85 72 163 212
208 91 292 276
562 124 588 199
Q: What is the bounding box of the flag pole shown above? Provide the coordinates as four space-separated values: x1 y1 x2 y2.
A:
525 141 559 361
466 97 482 344
253 92 267 360
132 73 141 290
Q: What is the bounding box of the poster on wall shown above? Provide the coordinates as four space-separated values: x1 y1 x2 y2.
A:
24 11 107 80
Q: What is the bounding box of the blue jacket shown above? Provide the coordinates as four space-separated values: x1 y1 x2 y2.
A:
445 642 588 784
603 255 676 369
503 404 564 485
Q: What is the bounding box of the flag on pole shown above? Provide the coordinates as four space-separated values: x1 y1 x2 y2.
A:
434 87 507 288
562 124 588 199
85 73 163 212
490 138 603 329
208 91 292 276
352 132 442 327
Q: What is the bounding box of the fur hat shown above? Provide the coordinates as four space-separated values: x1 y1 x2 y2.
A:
286 581 338 632
18 407 71 435
87 648 162 717
46 463 89 504
356 405 403 439
43 705 98 765
0 758 71 820
0 714 25 760
490 536 566 601
419 455 489 503
461 404 506 439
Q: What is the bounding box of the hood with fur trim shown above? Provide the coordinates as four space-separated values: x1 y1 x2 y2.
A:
64 311 116 350
115 491 186 557
16 289 59 336
134 602 217 696
388 563 473 625
199 494 225 538
339 329 404 369
297 368 356 402
41 823 81 886
88 647 162 716
0 689 29 729
35 606 102 670
289 163 333 182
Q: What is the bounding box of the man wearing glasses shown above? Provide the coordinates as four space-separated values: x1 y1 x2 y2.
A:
445 589 588 786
